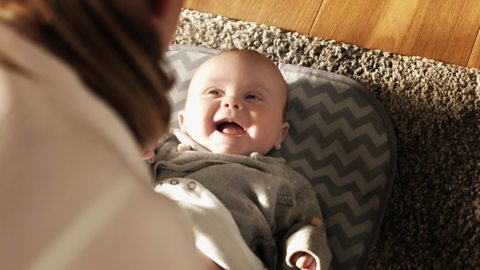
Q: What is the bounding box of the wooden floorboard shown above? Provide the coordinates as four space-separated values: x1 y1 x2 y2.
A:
468 27 480 68
184 0 480 69
183 0 322 34
311 0 480 67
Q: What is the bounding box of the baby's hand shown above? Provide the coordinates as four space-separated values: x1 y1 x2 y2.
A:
291 252 316 270
141 147 155 160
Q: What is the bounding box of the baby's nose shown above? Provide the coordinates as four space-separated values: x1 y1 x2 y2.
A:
222 98 242 110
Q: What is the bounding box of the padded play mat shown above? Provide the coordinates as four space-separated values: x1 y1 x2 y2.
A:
165 44 397 270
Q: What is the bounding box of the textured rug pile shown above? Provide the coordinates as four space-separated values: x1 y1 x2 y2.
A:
173 9 480 269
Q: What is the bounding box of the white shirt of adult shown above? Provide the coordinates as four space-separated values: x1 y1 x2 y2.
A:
0 22 206 270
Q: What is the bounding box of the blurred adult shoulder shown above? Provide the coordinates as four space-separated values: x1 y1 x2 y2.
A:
0 2 206 269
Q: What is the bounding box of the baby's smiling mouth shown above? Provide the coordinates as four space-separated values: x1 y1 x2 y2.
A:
216 121 246 135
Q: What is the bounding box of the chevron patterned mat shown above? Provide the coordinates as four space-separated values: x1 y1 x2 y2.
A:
165 45 396 270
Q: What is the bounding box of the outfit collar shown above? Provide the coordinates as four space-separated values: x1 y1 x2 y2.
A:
171 128 285 163
172 128 211 152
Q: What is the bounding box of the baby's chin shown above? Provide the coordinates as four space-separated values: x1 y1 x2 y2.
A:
203 137 268 156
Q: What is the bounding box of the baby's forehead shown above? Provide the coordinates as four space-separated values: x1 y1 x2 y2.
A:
199 51 285 81
189 50 289 99
204 50 276 68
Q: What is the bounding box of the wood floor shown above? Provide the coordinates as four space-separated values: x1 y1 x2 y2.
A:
184 0 480 69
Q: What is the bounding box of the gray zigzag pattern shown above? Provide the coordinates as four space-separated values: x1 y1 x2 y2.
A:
318 190 380 221
287 97 386 136
290 161 387 195
168 91 186 114
312 175 387 202
279 75 390 270
289 79 371 110
328 241 362 269
167 51 211 92
282 144 390 179
274 75 389 269
285 121 389 159
287 80 384 128
312 176 386 203
166 50 394 270
290 163 388 213
327 220 373 245
167 51 211 72
287 104 386 143
315 187 382 224
287 107 387 151
328 236 370 265
328 233 366 267
326 203 378 224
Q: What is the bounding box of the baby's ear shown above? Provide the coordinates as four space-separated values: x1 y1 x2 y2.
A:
177 110 186 131
274 122 290 150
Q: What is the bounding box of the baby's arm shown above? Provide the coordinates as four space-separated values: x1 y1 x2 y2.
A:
284 222 330 270
283 171 332 270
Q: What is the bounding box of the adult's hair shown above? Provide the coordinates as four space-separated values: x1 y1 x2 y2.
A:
0 0 172 149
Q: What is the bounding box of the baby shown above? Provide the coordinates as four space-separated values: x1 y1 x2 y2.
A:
149 50 331 270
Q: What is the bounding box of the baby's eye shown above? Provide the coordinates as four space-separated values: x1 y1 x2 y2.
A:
206 89 222 96
246 94 262 100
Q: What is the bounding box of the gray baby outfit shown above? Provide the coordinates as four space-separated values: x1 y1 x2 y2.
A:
149 132 331 270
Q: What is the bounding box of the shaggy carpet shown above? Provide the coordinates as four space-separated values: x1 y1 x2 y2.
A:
172 9 480 269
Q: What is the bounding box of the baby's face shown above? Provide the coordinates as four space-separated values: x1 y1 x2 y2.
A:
178 52 289 155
